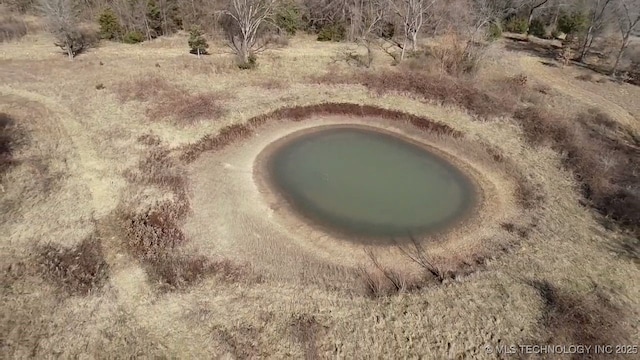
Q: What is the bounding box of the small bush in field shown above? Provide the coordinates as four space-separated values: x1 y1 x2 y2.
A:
317 23 346 42
487 22 502 41
98 8 122 41
237 54 257 70
123 30 144 44
38 235 109 295
505 18 528 34
529 19 546 38
0 15 28 42
558 11 587 35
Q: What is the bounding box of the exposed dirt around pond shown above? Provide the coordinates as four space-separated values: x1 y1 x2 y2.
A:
185 114 521 283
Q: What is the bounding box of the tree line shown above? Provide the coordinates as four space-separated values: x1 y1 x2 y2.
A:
2 0 638 74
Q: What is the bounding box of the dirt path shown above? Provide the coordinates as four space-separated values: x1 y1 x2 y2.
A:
0 86 119 217
519 56 639 130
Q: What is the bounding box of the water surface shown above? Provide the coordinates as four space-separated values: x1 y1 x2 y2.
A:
267 126 476 239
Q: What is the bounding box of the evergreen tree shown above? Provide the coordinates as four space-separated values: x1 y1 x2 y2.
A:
98 8 122 41
188 26 208 57
146 0 163 39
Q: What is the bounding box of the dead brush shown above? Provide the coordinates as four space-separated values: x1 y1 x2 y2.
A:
1 112 25 178
0 15 28 43
180 103 461 163
576 73 596 82
122 202 188 259
136 133 162 146
147 251 249 291
118 197 248 291
428 32 489 77
289 314 324 360
37 235 109 295
116 75 227 125
317 70 518 119
115 75 181 103
146 92 226 125
528 280 629 348
514 106 640 235
124 146 187 193
255 78 290 90
118 143 248 290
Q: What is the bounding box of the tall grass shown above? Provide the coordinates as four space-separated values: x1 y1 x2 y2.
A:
38 235 109 295
116 75 227 125
180 103 462 163
528 280 629 348
118 143 248 291
0 15 28 43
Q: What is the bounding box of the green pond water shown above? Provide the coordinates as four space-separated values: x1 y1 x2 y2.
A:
267 127 476 240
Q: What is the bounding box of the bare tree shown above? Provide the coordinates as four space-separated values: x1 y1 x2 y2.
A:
526 0 550 34
390 0 438 60
579 0 615 62
612 0 640 75
39 0 88 59
347 0 386 66
222 0 277 65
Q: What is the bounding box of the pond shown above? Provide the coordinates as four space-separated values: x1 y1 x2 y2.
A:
264 126 477 240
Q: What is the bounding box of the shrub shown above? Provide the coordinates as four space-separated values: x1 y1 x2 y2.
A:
38 235 109 295
237 53 257 70
529 18 546 38
41 0 97 59
54 27 98 59
123 30 144 44
558 11 587 35
1 113 24 178
505 17 528 34
487 22 502 41
429 34 489 77
115 75 180 103
98 7 122 41
275 1 301 35
0 15 28 42
188 26 208 57
147 92 227 124
376 21 395 40
317 23 346 42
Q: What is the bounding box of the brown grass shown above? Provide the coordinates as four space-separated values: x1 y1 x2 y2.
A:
528 280 629 357
115 76 180 103
317 69 519 119
0 15 28 43
321 67 638 235
136 133 162 146
147 92 226 124
255 78 291 90
290 314 325 360
576 73 597 82
0 112 24 179
116 75 227 125
180 103 461 163
124 146 187 193
118 144 247 291
514 106 640 236
37 235 109 296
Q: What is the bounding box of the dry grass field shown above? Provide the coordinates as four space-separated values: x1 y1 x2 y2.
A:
2 25 640 359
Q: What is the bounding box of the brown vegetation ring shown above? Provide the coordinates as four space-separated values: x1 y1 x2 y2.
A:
183 103 523 274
